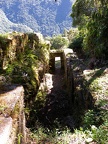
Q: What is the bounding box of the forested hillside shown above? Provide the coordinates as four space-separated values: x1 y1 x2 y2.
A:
0 9 33 33
0 0 74 36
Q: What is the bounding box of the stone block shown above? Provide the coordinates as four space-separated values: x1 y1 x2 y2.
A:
0 116 12 144
0 85 26 144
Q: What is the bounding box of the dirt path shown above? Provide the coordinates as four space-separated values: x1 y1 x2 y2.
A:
38 68 70 127
45 69 65 93
26 67 71 143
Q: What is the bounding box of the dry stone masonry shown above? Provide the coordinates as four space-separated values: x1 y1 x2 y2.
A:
0 85 25 144
0 32 50 144
49 48 94 108
0 32 94 143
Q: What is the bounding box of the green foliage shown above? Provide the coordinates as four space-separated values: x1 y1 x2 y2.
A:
3 35 49 105
83 3 108 59
50 35 69 49
83 110 95 128
71 0 108 59
17 133 23 144
35 87 48 111
0 9 33 34
0 1 72 36
5 47 39 98
92 125 108 144
28 33 50 64
83 97 108 143
62 28 79 42
69 35 83 51
73 104 108 144
0 34 8 47
30 121 72 144
0 34 10 68
71 0 94 27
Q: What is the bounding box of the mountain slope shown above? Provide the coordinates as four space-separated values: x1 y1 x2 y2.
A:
0 0 74 36
0 9 33 33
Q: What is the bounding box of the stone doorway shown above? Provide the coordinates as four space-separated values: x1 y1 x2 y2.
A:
49 51 64 71
55 57 61 69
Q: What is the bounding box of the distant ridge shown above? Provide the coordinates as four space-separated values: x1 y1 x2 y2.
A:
0 0 74 36
0 9 33 34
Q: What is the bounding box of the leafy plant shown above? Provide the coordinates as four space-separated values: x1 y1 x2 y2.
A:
69 35 83 51
71 0 108 59
83 110 95 128
50 35 69 49
17 133 23 144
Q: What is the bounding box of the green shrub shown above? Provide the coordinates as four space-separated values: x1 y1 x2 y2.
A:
83 110 95 128
50 35 69 49
69 36 83 51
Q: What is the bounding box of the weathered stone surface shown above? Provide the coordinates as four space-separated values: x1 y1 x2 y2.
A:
0 116 12 144
49 48 94 109
0 86 24 116
50 50 63 70
0 85 26 144
0 76 6 87
49 48 74 102
0 33 28 69
0 32 50 144
65 49 94 109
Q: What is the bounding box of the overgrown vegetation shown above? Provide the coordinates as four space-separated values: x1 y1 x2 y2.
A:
70 68 108 144
0 9 33 34
0 33 49 111
26 68 108 144
69 35 83 51
50 35 69 49
0 0 108 142
70 0 108 60
62 1 108 143
0 0 72 36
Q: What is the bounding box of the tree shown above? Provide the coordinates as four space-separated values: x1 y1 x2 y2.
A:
63 28 79 43
50 35 69 49
71 0 108 59
71 0 94 27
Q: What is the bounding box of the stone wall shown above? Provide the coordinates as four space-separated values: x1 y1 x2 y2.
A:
0 85 25 144
49 48 75 104
0 33 94 143
63 48 94 109
49 50 64 71
0 32 50 144
0 33 28 144
49 48 94 110
0 33 28 70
